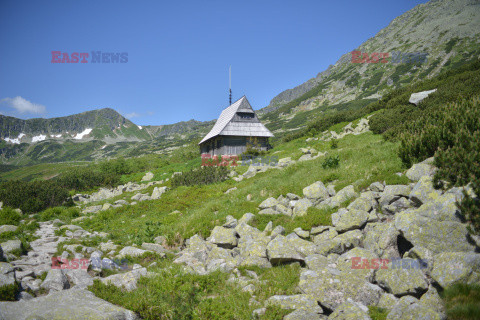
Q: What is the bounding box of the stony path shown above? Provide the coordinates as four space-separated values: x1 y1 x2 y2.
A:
10 221 65 289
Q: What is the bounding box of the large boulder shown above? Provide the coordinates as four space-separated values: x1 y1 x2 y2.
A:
319 185 358 209
332 209 369 232
329 299 370 320
266 294 323 314
414 192 465 222
379 185 412 208
101 267 148 291
386 295 444 320
363 222 400 258
395 210 476 254
64 268 94 289
336 247 379 282
293 198 313 217
298 269 383 310
207 226 239 249
266 235 305 265
286 233 318 257
409 176 442 207
40 269 70 292
409 89 437 106
406 163 436 182
375 259 429 297
0 289 138 319
303 181 330 204
431 252 480 288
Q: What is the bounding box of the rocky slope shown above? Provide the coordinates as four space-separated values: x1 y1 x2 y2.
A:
1 150 478 319
260 0 480 115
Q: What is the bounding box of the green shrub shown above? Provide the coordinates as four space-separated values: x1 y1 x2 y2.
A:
442 283 480 320
0 180 72 214
368 306 389 320
0 283 18 301
330 138 338 149
241 146 267 157
399 96 480 233
37 206 81 222
98 157 132 175
0 207 22 225
56 167 120 191
171 166 228 188
322 155 340 169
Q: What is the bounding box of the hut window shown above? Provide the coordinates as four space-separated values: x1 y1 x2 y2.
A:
237 112 254 119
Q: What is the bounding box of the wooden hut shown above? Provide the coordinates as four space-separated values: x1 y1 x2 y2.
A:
199 96 274 155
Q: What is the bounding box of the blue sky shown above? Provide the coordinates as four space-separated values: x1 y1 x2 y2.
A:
0 0 427 125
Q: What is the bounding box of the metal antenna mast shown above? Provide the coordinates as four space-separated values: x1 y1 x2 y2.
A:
229 66 232 105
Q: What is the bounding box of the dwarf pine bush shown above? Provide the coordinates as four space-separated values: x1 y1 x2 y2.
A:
0 180 72 213
399 96 480 233
170 166 228 188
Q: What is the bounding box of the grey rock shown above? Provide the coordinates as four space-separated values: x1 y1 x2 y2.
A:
329 299 370 320
151 186 168 199
332 208 369 232
207 226 239 249
141 243 168 255
293 198 313 217
267 235 305 265
431 252 480 288
409 89 437 106
0 289 138 320
395 209 476 254
298 269 383 310
386 295 444 320
379 185 412 207
406 163 436 182
319 185 358 209
0 240 22 254
266 294 323 313
118 246 149 258
101 267 148 291
409 176 442 206
141 171 154 181
40 269 70 292
303 181 330 204
0 225 18 234
375 259 429 297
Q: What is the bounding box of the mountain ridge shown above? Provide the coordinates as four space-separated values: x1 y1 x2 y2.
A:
259 0 480 115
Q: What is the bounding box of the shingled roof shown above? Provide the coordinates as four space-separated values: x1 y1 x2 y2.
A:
199 96 274 145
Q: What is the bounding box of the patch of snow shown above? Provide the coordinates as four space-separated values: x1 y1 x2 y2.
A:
73 128 93 140
138 125 142 129
3 133 26 144
54 134 62 138
32 135 47 143
101 145 107 149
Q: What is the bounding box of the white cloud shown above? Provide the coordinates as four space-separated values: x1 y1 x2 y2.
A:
125 112 140 119
0 96 46 114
